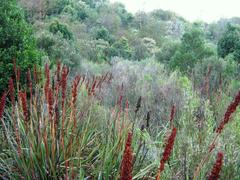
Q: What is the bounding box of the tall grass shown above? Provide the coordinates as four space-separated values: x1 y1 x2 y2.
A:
0 62 240 179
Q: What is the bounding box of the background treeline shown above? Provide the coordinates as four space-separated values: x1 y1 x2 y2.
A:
1 0 240 93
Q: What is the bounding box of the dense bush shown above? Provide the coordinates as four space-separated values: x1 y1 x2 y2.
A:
217 24 240 63
109 37 133 59
156 39 180 64
49 20 73 40
0 0 41 94
170 26 214 74
36 30 80 69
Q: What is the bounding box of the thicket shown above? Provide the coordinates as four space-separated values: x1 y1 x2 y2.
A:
0 0 41 94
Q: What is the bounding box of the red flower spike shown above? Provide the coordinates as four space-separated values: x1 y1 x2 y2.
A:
0 92 7 120
170 105 176 126
92 80 97 94
9 78 15 107
72 76 81 105
57 61 61 82
120 132 133 180
207 152 224 180
19 92 28 122
44 64 50 99
156 127 177 179
48 88 54 120
208 143 216 153
61 65 68 108
216 90 240 133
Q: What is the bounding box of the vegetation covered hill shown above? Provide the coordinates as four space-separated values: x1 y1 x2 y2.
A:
0 0 240 179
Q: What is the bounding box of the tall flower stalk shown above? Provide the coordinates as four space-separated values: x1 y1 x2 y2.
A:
193 90 240 179
61 65 68 149
19 91 29 124
0 92 7 121
216 90 240 133
120 132 133 180
156 127 177 180
169 105 176 128
207 152 224 180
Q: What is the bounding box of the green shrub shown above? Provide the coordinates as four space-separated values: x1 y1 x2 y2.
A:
217 24 240 63
0 0 41 94
49 20 73 40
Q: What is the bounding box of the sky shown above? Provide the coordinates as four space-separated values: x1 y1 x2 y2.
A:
109 0 240 23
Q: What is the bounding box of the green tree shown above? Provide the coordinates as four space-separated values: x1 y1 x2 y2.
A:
0 0 41 93
217 24 240 63
170 26 213 73
156 39 180 64
111 3 133 27
110 37 132 59
94 26 110 42
49 20 73 40
46 0 70 16
82 0 106 8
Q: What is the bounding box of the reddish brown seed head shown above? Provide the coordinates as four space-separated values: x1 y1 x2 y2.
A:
57 61 61 82
159 127 177 172
170 104 176 123
9 78 15 107
207 152 224 180
120 132 133 180
0 92 7 120
216 90 240 133
44 64 50 99
48 88 54 119
71 76 81 105
19 91 28 122
61 66 68 107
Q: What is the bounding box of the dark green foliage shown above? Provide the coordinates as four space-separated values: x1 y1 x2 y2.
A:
151 9 176 21
170 27 214 73
193 56 238 95
132 39 150 60
156 40 180 64
80 39 110 63
0 0 41 94
49 20 73 40
36 31 80 68
72 1 90 21
82 0 106 8
110 37 132 59
94 26 110 41
37 34 56 55
217 24 240 63
112 3 134 27
46 0 70 16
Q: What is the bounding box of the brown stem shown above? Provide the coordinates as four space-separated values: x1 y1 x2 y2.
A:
193 133 219 180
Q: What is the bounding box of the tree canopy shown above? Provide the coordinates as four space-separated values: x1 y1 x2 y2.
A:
170 26 214 73
217 24 240 63
0 0 41 93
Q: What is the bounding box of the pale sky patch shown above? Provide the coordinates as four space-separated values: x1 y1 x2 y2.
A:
109 0 240 23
